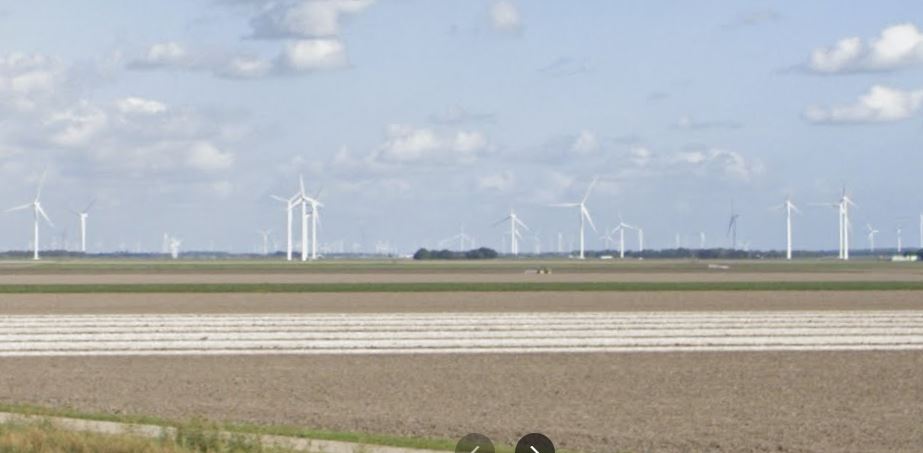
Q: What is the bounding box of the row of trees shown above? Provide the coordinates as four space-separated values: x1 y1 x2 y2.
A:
413 247 499 260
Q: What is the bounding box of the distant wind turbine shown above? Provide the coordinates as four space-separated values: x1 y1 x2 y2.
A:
771 196 800 260
69 199 95 253
493 208 529 255
727 201 739 250
550 177 598 259
897 224 903 254
6 171 53 260
610 215 638 259
258 229 272 255
866 224 879 253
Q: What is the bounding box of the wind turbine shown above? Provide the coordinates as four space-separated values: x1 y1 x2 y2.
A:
771 196 800 260
897 224 903 254
443 226 474 251
68 199 95 253
270 193 298 261
727 201 740 250
839 188 857 260
866 224 879 253
600 228 615 250
550 177 597 259
611 215 637 259
258 229 272 255
699 232 706 249
169 236 182 259
7 171 53 260
637 228 644 253
493 208 528 255
811 188 856 260
299 178 324 260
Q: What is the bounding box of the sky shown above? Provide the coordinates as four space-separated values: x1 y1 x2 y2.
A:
1 0 923 255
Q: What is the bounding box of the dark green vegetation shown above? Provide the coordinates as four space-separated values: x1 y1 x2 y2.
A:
1 281 923 293
413 247 499 260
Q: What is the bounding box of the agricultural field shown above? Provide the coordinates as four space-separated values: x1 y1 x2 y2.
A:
0 258 922 452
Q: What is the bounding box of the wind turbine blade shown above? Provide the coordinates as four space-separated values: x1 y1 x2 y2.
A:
270 195 288 203
582 206 597 232
6 203 32 213
83 198 97 213
37 205 53 227
790 202 802 214
491 216 510 227
581 177 598 204
549 203 580 208
515 217 529 231
34 170 47 200
299 175 306 196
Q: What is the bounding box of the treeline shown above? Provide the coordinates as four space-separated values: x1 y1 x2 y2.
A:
413 247 499 260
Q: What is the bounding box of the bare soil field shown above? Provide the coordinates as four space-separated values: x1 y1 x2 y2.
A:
2 270 923 284
1 352 921 453
1 290 923 314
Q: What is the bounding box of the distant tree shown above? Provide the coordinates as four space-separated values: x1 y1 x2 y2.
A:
412 247 498 260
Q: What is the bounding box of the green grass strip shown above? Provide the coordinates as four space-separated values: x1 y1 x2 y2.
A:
0 402 463 452
2 281 923 293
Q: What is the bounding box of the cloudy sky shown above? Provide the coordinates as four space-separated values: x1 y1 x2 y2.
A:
1 1 923 254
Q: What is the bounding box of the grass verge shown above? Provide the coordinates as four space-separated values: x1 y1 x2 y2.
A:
1 281 923 293
0 403 460 452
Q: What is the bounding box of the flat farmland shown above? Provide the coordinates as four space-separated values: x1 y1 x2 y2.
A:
0 258 922 452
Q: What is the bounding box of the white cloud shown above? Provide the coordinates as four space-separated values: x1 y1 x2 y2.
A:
804 85 923 123
669 148 760 181
130 42 190 69
570 130 599 154
478 171 514 191
250 0 374 39
116 97 167 115
220 56 273 79
186 141 235 172
376 124 492 164
808 23 923 73
46 101 108 147
490 1 521 32
629 146 652 166
0 53 65 112
278 39 348 72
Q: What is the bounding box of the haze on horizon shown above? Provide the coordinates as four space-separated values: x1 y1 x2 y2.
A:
1 1 922 255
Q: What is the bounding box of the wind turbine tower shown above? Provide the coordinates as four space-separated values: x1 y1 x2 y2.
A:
773 197 800 260
493 208 528 255
866 224 878 253
550 178 598 259
6 171 53 260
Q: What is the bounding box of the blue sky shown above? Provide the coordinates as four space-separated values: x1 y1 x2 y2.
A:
1 1 923 254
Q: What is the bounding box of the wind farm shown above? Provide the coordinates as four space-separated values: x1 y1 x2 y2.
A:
3 3 923 453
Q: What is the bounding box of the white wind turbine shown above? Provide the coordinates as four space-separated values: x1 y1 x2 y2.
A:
70 199 96 253
493 208 529 255
897 224 903 254
866 224 879 253
812 187 856 260
169 236 182 259
610 215 638 259
258 229 272 255
727 201 740 249
443 226 474 252
550 178 598 259
839 188 857 260
298 177 324 261
7 171 53 260
270 176 311 261
771 196 800 260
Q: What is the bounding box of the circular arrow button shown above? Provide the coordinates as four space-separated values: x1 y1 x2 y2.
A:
455 433 495 453
515 433 555 453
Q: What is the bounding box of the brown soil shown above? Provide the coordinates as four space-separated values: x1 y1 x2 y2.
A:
1 291 922 315
0 352 920 453
2 271 923 284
